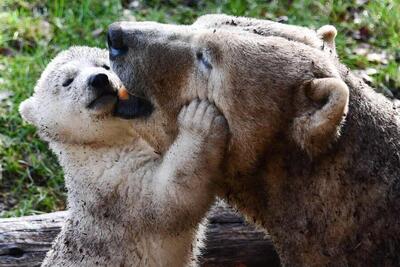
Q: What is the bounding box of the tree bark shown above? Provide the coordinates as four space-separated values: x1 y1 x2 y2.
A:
0 204 280 267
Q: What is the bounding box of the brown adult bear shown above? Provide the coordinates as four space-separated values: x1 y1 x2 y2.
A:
108 19 400 267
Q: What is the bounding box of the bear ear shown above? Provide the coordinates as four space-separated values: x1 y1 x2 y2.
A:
317 25 337 44
291 77 349 156
19 97 38 125
317 25 337 55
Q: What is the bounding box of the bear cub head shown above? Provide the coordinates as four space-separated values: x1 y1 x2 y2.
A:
20 46 137 146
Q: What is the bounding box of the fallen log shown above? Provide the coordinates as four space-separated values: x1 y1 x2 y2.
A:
0 204 280 267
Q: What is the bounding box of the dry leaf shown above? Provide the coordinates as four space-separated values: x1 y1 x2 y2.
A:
91 28 104 37
0 90 12 102
367 52 389 64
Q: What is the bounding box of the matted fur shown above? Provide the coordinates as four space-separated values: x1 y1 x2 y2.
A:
109 17 400 266
19 46 228 267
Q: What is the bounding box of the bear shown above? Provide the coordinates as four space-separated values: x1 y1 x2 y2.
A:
19 46 228 267
107 20 400 267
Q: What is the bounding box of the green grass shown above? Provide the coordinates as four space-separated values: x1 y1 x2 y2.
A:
0 0 399 217
0 0 123 217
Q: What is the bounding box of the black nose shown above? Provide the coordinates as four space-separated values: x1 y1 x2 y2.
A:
108 23 128 60
89 73 110 89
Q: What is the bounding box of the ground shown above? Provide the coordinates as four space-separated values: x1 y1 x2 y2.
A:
0 0 399 217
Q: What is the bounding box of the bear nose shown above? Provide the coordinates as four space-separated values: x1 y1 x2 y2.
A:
108 23 128 60
89 73 110 89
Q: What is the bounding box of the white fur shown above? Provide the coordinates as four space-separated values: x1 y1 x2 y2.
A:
19 46 227 267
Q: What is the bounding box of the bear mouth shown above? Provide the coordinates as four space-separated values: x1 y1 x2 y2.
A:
113 94 154 119
87 92 118 111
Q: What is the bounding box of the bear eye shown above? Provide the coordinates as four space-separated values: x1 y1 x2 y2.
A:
62 78 74 87
102 64 110 70
196 51 212 70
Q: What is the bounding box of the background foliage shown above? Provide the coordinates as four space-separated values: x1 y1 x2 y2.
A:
0 0 399 217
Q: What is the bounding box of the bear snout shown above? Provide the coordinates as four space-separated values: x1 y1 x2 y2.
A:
89 73 110 89
88 73 117 100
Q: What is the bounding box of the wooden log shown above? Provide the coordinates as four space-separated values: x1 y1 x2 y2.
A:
0 211 66 267
0 205 280 267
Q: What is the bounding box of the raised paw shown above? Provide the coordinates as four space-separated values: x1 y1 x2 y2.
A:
178 99 228 139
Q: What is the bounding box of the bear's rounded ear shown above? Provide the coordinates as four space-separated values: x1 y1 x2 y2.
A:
19 97 38 125
317 25 337 44
291 77 349 156
317 25 337 56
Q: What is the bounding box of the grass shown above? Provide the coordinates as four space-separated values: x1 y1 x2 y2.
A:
0 0 399 217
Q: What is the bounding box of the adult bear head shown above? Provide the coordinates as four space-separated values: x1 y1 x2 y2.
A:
108 21 348 175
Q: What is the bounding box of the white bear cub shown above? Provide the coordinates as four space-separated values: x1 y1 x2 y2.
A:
19 46 228 267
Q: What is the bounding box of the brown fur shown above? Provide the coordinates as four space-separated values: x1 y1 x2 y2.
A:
109 20 400 266
193 14 338 60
